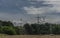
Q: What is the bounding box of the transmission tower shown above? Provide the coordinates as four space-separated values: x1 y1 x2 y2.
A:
41 16 46 23
36 14 46 24
36 14 41 24
20 18 23 26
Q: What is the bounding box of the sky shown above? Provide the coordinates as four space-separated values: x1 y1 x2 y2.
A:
0 0 60 23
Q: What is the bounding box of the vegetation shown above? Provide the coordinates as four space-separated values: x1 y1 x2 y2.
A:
0 20 60 35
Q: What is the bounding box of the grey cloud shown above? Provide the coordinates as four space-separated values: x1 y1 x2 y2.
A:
0 0 53 14
16 0 53 8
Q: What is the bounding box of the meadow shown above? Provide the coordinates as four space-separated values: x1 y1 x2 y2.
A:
0 35 60 38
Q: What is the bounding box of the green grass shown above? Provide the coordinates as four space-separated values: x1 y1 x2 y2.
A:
0 35 60 38
0 34 6 38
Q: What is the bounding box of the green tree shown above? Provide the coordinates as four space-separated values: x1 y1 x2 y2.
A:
2 26 17 35
2 21 14 26
23 23 33 35
31 24 40 35
15 26 25 35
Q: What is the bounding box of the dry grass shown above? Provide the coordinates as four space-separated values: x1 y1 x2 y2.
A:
0 35 60 38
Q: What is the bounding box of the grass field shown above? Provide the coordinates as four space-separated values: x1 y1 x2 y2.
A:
0 35 60 38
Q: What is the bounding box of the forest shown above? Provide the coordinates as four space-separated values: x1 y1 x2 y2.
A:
0 20 60 35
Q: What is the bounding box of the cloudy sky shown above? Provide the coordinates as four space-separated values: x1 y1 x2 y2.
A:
0 0 60 23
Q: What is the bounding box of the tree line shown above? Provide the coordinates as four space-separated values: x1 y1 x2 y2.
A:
0 20 60 35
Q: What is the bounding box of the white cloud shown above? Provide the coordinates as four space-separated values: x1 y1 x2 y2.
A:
44 0 60 12
24 6 53 14
23 0 60 15
28 0 43 1
46 17 60 23
24 7 43 14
